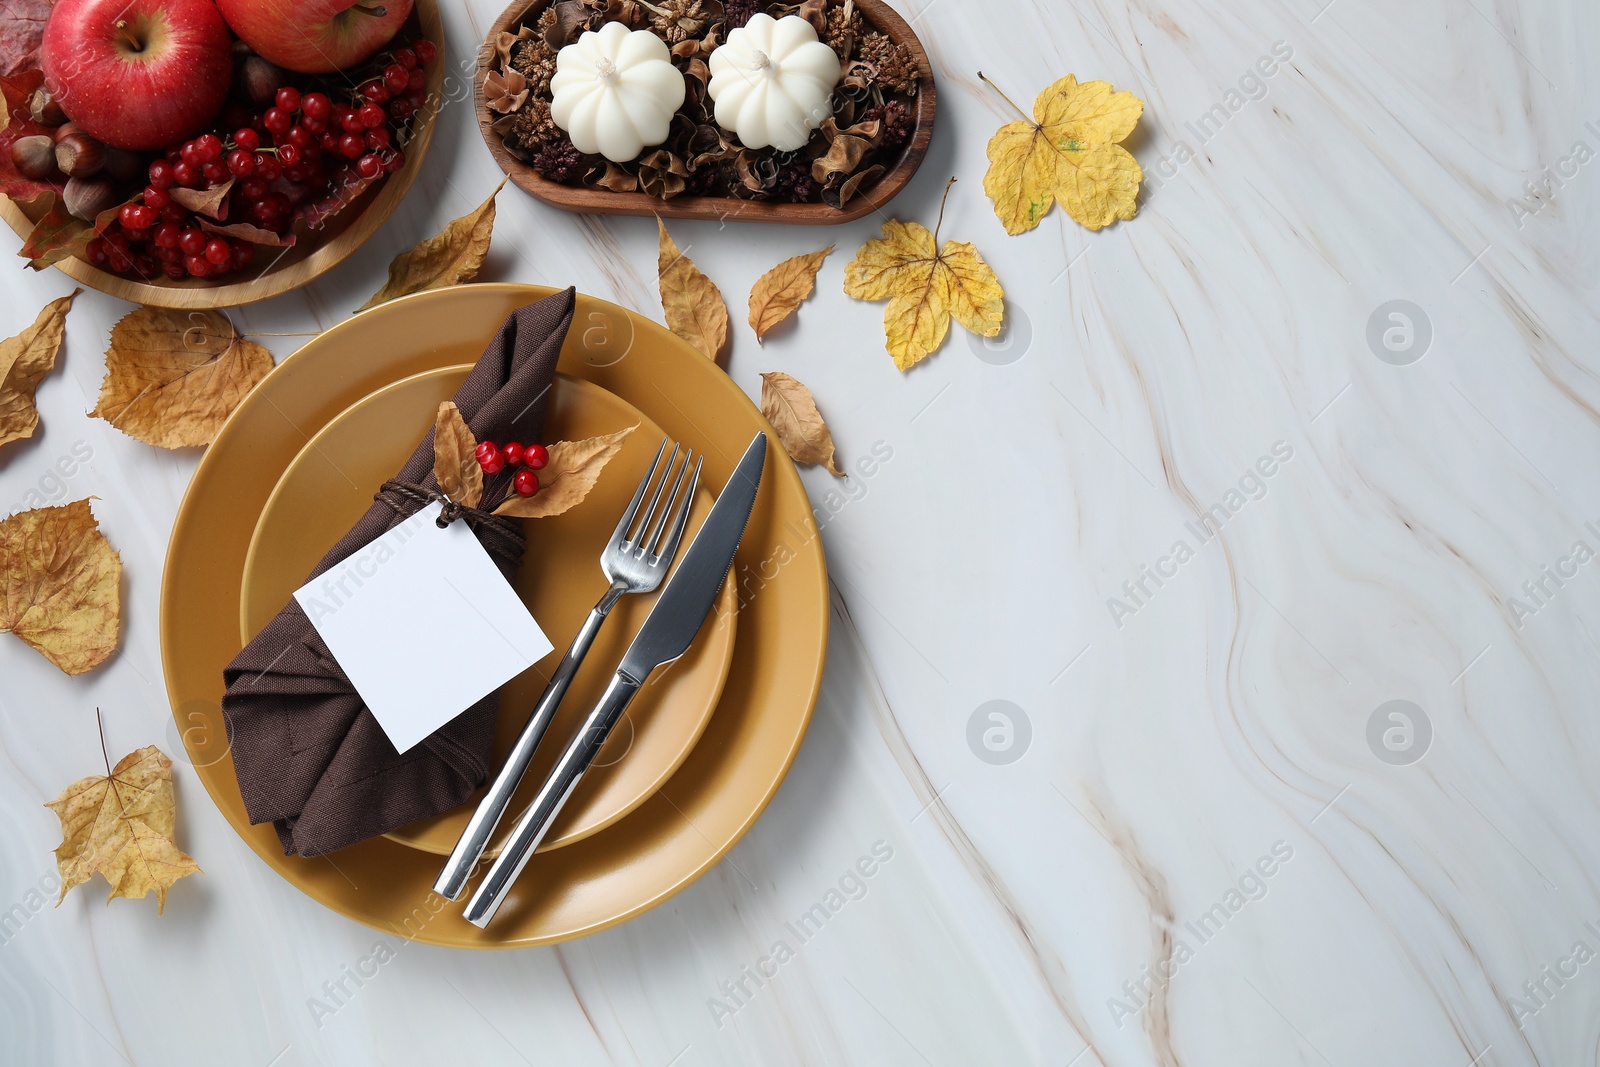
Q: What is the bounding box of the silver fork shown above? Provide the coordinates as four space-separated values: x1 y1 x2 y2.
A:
433 439 702 901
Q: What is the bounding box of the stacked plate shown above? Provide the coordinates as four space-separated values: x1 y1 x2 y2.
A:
159 284 828 948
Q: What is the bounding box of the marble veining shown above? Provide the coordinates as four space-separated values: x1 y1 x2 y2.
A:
3 0 1599 1063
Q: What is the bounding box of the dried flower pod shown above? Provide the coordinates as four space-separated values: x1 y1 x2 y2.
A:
638 149 688 198
28 87 67 127
10 135 58 180
483 68 530 113
239 55 287 107
55 131 106 179
63 175 119 221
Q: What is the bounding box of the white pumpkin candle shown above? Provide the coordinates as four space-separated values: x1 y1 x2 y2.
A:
550 21 686 163
707 14 842 152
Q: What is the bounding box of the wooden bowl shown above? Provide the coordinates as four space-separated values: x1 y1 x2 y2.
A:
475 0 935 224
0 1 445 309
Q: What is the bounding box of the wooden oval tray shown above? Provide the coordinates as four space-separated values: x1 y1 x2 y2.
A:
0 1 444 309
475 0 935 224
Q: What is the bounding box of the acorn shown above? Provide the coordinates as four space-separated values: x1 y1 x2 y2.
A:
238 55 287 107
10 135 57 180
63 175 119 221
28 87 66 127
54 130 106 178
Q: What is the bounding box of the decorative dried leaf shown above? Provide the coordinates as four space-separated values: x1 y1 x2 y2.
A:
827 163 884 209
90 307 274 448
658 219 728 362
46 744 201 912
760 372 843 476
982 72 1143 233
357 180 502 312
431 401 483 509
170 178 234 220
584 160 638 192
19 198 117 270
0 500 121 675
295 172 376 229
0 288 78 452
199 218 296 247
0 1 50 78
492 425 637 518
748 246 831 341
842 180 1004 370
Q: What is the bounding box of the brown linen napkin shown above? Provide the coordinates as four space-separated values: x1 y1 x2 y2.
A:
220 288 576 857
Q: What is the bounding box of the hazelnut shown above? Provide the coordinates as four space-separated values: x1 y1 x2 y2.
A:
62 176 119 221
10 135 57 180
28 88 66 127
54 131 105 178
51 121 82 143
239 55 287 107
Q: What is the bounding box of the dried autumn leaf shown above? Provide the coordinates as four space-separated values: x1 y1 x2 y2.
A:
0 500 121 675
748 246 832 341
432 401 483 508
90 307 274 448
199 218 296 247
0 288 79 452
657 218 728 362
170 178 234 220
0 1 49 78
842 180 1004 370
46 744 201 913
358 180 504 311
760 372 843 476
493 424 637 519
981 72 1143 233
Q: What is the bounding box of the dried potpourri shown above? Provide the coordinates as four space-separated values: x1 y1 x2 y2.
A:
485 0 919 208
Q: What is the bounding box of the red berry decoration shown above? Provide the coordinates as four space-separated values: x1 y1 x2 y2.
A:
355 153 381 179
178 228 207 256
204 238 231 266
234 127 260 151
513 470 539 497
227 148 256 177
522 443 549 471
302 92 332 119
502 442 525 467
475 441 504 474
148 159 174 189
414 39 436 65
275 86 302 112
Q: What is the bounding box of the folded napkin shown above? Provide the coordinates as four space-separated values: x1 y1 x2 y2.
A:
221 288 576 857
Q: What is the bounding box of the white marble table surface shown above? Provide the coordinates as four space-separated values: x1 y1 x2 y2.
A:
3 0 1597 1063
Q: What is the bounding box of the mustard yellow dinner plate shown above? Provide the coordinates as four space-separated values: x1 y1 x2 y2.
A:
239 368 736 855
160 284 827 948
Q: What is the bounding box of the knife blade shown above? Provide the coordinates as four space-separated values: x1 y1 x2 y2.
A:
462 432 767 927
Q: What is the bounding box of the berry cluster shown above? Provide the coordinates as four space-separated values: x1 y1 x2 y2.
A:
476 440 548 498
83 39 436 283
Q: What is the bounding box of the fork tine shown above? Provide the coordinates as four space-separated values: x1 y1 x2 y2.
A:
611 438 668 547
642 449 692 557
654 455 702 565
628 443 679 547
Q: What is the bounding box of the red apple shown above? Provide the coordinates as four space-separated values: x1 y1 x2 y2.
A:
41 0 233 152
215 0 414 75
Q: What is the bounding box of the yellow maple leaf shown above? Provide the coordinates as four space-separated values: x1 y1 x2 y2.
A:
0 500 121 675
842 179 1004 370
45 743 201 913
981 72 1143 234
90 307 274 449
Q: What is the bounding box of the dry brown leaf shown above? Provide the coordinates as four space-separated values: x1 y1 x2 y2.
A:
170 178 234 220
358 180 504 312
90 307 273 448
760 372 843 476
432 401 483 508
46 744 200 913
657 219 728 362
0 288 79 453
493 425 637 519
0 500 121 674
748 247 831 342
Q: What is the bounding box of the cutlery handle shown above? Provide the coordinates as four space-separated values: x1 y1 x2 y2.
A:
463 670 643 927
433 581 627 901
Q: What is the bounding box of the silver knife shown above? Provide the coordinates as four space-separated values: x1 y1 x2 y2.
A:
462 432 768 927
